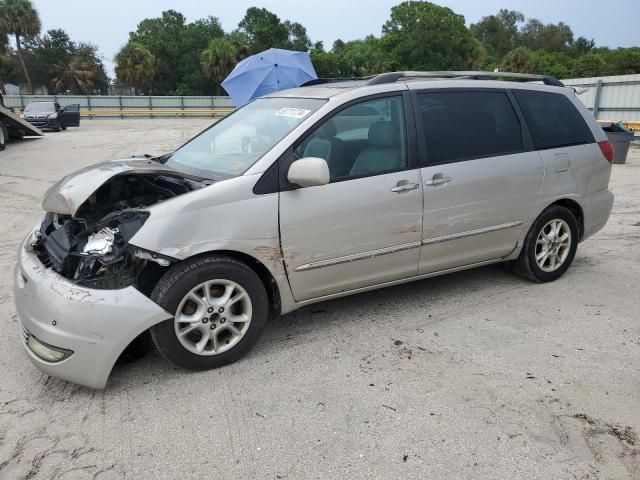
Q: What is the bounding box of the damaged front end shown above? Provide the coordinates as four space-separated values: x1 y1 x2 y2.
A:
32 161 208 291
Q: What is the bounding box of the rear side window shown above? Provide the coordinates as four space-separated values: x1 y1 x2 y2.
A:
417 91 523 165
512 90 595 150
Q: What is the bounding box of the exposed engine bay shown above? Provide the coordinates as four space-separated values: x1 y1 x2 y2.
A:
32 173 207 290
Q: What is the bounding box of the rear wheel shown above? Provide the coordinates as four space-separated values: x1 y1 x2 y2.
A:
511 205 579 282
150 255 269 370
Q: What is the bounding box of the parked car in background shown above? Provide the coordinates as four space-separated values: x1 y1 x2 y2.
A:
14 71 615 388
21 101 80 132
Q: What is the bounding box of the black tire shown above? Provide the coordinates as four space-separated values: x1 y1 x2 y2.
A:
0 122 7 150
150 255 269 371
511 205 579 283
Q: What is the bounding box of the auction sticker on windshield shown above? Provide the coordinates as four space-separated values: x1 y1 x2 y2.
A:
274 107 311 119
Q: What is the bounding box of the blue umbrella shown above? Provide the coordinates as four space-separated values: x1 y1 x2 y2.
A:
222 48 318 107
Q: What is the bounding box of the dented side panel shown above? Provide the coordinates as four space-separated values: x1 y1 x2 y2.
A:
419 151 544 274
128 174 296 310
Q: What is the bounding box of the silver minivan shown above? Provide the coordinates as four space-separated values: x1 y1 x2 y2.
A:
14 72 615 388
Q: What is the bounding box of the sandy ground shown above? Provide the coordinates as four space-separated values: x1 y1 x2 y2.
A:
0 120 639 480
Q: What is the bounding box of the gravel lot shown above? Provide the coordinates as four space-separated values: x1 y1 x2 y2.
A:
1 120 639 480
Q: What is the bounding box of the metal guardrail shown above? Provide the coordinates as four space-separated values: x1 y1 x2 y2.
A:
81 108 235 118
2 94 236 118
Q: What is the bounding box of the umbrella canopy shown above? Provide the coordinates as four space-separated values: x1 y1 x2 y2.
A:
222 48 318 107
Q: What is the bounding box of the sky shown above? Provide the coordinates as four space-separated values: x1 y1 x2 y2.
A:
30 0 640 77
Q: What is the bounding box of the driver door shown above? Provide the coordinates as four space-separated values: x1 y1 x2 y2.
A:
60 104 80 127
279 93 424 301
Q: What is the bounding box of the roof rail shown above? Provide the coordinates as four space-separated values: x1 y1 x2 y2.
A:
300 76 371 87
367 71 565 87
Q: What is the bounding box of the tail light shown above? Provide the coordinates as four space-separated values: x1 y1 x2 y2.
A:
598 140 614 164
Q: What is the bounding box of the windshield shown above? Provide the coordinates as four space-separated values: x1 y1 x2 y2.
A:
25 102 55 113
166 97 325 179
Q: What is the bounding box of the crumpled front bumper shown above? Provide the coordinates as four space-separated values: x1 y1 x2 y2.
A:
14 227 172 389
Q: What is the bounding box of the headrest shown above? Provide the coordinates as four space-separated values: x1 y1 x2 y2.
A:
369 121 399 147
316 119 337 137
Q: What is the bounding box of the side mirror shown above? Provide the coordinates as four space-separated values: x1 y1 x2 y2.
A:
58 108 65 113
287 157 330 188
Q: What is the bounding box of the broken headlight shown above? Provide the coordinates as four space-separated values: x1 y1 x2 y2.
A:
82 227 118 256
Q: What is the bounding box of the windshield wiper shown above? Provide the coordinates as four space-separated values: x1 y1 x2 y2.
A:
140 152 173 164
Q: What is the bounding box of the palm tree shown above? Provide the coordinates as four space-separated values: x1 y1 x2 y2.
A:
52 56 95 94
114 42 156 95
0 0 41 91
201 33 249 94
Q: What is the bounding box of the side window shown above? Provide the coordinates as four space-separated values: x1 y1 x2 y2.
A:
418 91 523 165
294 96 408 181
512 90 595 150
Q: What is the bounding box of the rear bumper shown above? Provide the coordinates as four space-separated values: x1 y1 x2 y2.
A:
582 188 615 240
14 227 171 389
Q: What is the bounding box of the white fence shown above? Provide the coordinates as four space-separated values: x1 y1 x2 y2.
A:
562 74 640 121
1 95 235 118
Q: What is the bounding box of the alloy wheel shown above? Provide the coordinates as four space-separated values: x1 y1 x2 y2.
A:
535 219 572 272
174 279 252 355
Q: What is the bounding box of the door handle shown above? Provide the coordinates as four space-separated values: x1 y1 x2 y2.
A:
424 175 452 186
391 182 419 193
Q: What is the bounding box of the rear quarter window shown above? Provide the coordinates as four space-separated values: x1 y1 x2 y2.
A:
512 90 595 150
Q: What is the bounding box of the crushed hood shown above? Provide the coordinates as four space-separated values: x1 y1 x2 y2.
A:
42 158 206 216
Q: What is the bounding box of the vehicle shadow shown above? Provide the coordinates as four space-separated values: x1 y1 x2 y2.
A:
108 262 526 388
258 263 521 350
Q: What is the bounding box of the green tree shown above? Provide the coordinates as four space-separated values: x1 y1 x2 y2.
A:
381 1 481 71
0 0 40 90
532 50 573 78
339 36 390 76
568 36 595 57
129 10 225 95
309 41 341 77
0 26 12 92
74 42 108 93
470 9 523 60
284 20 310 51
502 46 537 73
601 47 640 75
115 41 156 94
23 28 73 87
237 7 309 54
201 33 248 94
129 10 185 94
519 19 573 52
176 16 224 95
571 52 606 77
238 7 290 53
52 56 94 94
332 39 345 54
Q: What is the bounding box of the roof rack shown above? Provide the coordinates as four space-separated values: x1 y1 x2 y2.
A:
300 76 372 87
367 71 565 87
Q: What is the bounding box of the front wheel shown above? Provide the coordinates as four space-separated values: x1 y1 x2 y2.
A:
511 205 579 282
150 255 269 371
